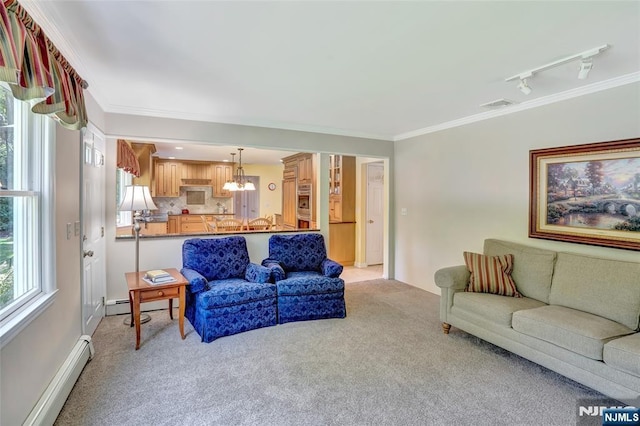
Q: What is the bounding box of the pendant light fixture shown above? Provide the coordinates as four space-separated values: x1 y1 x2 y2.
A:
224 148 255 191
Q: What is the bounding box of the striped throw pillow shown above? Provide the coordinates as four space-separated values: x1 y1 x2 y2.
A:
463 252 521 297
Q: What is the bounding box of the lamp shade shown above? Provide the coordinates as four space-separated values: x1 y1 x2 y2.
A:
118 185 158 211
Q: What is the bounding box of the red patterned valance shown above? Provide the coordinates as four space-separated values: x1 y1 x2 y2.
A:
0 0 87 129
117 139 140 177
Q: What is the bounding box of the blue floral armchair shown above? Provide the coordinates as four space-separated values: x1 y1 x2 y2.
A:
262 233 346 324
181 236 277 342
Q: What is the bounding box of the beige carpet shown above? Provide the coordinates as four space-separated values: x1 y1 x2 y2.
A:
55 279 609 426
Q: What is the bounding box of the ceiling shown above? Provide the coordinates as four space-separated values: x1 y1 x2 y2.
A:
24 1 640 142
139 140 293 165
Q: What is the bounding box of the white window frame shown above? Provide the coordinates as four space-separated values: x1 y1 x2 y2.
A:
0 86 57 348
116 168 133 226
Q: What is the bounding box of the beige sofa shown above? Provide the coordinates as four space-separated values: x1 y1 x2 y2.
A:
435 239 640 403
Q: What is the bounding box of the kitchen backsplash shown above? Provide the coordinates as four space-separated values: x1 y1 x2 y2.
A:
153 186 233 214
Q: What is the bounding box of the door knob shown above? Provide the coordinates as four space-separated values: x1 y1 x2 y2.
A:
368 220 374 224
83 250 94 258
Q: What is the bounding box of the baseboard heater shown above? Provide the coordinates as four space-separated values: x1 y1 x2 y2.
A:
23 335 95 426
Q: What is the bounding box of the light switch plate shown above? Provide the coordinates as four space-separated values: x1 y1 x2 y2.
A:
74 221 80 236
66 223 72 240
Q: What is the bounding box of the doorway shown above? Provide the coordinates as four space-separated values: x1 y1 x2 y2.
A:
81 124 106 336
365 162 384 266
233 176 260 220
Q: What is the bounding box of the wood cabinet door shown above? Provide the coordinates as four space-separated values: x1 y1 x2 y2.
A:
168 217 179 233
182 162 212 180
214 164 233 197
139 222 168 236
330 196 342 222
155 161 181 197
180 222 206 233
329 222 355 266
282 179 297 229
298 155 312 183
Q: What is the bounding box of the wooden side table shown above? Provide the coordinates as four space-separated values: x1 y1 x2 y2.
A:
125 268 187 350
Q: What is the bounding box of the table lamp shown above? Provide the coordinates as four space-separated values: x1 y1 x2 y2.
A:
118 185 158 325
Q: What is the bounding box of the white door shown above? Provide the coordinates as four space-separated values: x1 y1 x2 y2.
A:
81 124 106 336
365 162 384 265
234 176 260 219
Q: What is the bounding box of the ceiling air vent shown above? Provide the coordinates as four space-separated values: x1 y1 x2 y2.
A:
479 98 517 108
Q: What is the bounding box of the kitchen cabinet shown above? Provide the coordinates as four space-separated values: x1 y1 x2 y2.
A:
281 152 316 227
181 161 213 183
153 159 182 197
329 222 356 266
282 152 314 184
282 178 297 230
328 155 355 264
329 155 355 223
329 196 342 223
297 154 313 184
139 221 168 236
168 216 179 234
180 214 214 234
213 164 233 197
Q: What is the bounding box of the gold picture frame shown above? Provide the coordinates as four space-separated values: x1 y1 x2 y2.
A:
529 138 640 251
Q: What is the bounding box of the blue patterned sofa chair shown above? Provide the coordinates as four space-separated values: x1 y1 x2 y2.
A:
181 236 277 342
262 233 346 324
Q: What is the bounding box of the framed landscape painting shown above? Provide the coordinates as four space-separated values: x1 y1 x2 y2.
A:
529 138 640 251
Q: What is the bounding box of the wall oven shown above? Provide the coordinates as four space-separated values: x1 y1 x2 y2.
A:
297 183 312 222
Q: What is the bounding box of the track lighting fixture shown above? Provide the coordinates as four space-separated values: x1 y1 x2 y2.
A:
505 44 609 93
577 59 593 80
517 78 532 95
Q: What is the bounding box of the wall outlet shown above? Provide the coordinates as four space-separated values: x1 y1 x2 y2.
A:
74 221 80 236
66 223 72 240
401 208 408 216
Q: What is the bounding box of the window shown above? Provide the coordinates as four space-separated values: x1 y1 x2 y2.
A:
0 84 55 345
116 168 132 226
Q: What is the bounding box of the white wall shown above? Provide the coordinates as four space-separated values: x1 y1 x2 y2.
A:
394 82 640 295
105 112 394 158
0 126 82 425
242 163 284 218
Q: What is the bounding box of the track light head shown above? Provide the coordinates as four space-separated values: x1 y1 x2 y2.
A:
578 59 593 79
517 78 532 95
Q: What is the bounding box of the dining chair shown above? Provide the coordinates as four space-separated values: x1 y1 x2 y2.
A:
216 218 245 232
247 217 272 231
200 215 214 233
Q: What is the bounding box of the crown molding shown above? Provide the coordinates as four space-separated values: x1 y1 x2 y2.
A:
394 72 640 141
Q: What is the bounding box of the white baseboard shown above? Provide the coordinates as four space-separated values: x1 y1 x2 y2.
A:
353 262 369 268
24 335 94 426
